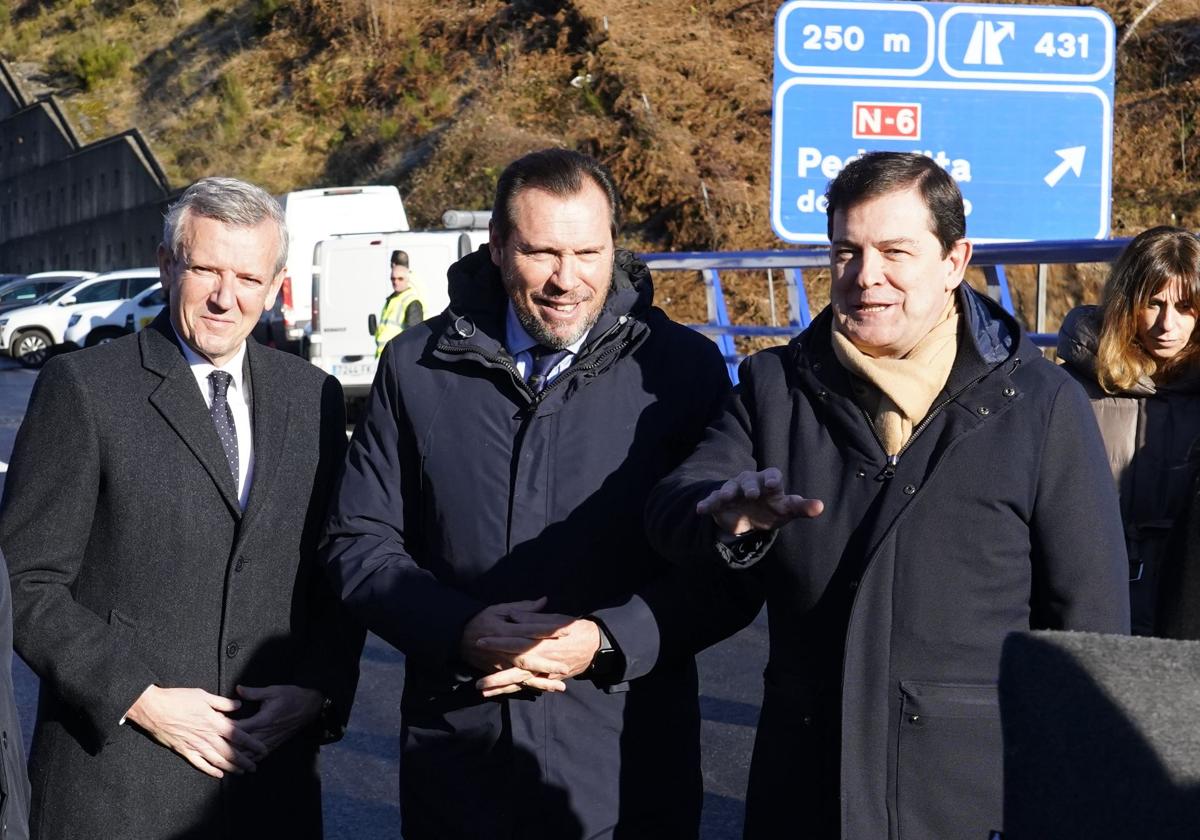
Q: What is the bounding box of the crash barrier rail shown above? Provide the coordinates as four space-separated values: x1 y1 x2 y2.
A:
641 238 1133 382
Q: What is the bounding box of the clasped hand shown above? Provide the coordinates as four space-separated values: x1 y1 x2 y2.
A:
696 467 824 537
124 683 323 779
460 597 602 698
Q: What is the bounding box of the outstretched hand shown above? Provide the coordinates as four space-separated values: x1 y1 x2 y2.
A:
696 467 824 537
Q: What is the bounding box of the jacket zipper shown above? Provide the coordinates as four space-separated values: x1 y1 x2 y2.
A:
436 316 634 404
529 324 632 408
865 357 1019 480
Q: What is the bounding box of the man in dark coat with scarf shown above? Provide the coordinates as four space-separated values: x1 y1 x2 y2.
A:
321 148 761 839
646 152 1130 840
1 177 362 839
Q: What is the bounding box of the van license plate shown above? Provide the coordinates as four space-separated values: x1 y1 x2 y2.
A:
332 362 375 378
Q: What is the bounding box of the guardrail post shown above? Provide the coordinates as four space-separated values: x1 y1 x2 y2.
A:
1036 263 1049 333
981 265 1016 315
702 268 739 382
783 268 811 328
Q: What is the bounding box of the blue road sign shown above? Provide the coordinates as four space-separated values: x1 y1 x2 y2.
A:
771 1 1115 243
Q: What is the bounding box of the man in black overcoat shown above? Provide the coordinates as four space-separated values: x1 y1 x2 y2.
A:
322 148 762 838
0 549 28 840
0 177 362 839
647 152 1131 840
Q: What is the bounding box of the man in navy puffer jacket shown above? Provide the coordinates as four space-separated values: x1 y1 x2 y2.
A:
322 148 761 839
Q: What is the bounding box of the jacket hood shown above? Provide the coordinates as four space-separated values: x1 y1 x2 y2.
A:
433 245 654 390
1058 304 1200 396
443 244 653 335
958 281 1021 366
1056 305 1124 388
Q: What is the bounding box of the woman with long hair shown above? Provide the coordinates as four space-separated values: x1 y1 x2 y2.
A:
1058 225 1200 635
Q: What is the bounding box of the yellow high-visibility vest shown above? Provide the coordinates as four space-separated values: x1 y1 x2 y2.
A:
375 286 422 358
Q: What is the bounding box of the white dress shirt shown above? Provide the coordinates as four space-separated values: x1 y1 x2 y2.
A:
505 303 586 384
174 329 254 509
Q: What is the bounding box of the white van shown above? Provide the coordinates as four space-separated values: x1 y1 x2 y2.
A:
307 228 488 411
277 186 409 343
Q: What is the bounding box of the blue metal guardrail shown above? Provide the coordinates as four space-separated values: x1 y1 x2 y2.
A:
642 238 1132 381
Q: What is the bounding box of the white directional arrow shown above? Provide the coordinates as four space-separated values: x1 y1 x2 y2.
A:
989 21 1015 63
1044 146 1087 188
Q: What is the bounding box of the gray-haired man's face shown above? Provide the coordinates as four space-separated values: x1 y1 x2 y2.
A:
158 212 284 366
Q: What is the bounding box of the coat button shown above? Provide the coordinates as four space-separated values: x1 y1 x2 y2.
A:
2 730 7 749
817 390 828 399
1003 387 1016 397
848 579 859 590
903 484 916 495
978 406 990 415
812 361 822 371
909 714 923 726
234 557 244 572
225 642 240 658
801 715 813 726
856 469 866 478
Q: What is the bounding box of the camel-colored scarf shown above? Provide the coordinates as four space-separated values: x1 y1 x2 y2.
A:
830 297 960 456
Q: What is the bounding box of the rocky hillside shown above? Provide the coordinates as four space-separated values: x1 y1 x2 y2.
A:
2 0 1199 328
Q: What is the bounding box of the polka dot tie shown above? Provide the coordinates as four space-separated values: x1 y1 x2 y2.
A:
208 371 239 485
526 345 570 393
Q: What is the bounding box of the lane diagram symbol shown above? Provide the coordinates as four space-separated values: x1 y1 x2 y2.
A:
963 20 1015 65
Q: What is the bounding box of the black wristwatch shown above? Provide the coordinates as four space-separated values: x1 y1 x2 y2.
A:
583 622 624 683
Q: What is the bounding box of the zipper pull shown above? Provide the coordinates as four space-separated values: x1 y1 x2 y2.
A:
876 453 899 481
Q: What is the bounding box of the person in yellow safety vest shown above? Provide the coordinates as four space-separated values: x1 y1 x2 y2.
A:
376 249 424 358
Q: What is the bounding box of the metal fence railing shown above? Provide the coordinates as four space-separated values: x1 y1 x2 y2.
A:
641 238 1132 381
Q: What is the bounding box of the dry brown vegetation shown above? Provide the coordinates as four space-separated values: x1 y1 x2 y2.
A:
2 0 1199 331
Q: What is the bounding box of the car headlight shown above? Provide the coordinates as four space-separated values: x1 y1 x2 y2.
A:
0 318 8 327
68 313 81 327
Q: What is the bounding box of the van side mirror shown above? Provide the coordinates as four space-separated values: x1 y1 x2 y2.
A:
368 314 378 335
58 296 76 306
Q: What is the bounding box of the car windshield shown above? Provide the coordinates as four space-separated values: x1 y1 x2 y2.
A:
0 283 41 303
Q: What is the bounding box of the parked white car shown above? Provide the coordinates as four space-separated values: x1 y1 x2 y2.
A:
0 268 159 366
0 271 98 316
63 282 165 348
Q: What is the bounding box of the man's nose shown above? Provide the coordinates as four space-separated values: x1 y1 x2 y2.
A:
548 256 582 291
211 272 237 309
855 249 886 287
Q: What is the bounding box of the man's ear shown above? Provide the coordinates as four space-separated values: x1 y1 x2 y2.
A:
945 238 972 291
264 270 286 310
488 220 503 267
156 243 175 288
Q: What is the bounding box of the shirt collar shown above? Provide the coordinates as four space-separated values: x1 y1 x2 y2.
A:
173 325 247 392
504 302 587 358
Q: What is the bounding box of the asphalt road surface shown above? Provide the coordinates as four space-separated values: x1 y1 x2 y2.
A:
0 356 767 839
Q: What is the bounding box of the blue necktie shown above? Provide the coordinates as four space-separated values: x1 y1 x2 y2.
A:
526 345 570 393
208 371 239 485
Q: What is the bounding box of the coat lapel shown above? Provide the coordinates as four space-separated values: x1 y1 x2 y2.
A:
239 339 291 537
141 314 242 517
